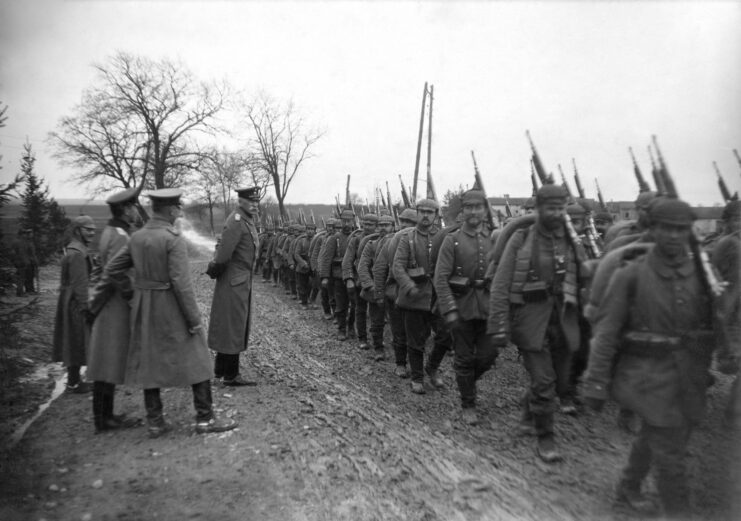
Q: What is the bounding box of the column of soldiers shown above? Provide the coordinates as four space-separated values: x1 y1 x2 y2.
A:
265 183 738 518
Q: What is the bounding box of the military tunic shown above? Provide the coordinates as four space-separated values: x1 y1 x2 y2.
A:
208 207 259 355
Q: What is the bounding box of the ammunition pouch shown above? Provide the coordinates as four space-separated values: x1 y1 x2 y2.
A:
448 275 470 294
407 267 428 283
522 280 549 303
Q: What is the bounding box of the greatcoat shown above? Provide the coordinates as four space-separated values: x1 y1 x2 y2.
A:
207 206 259 355
100 215 212 388
87 219 132 383
52 239 92 367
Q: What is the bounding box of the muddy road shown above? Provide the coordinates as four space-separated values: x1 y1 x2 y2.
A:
0 260 738 521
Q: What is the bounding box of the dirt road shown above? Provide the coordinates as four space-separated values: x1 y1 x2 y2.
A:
0 261 738 521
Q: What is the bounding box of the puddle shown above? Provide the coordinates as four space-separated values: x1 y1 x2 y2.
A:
8 365 67 450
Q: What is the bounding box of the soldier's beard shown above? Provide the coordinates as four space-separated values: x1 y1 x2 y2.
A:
342 225 352 234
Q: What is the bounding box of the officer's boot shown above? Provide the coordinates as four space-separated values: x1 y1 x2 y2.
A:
517 393 536 436
533 413 562 463
92 382 106 432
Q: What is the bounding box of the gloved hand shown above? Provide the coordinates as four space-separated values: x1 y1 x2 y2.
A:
582 396 605 413
205 262 225 280
489 333 509 348
321 278 329 289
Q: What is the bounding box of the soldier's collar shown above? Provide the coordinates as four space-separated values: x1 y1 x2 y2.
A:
108 217 131 231
648 249 694 278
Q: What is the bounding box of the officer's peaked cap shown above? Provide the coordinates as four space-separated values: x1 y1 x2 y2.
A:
106 188 138 206
235 186 261 201
148 188 183 205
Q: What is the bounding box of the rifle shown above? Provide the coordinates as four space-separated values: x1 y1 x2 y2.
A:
526 130 551 184
345 175 351 208
412 82 429 202
595 179 607 211
630 147 651 192
734 149 741 172
321 216 326 229
714 162 734 202
504 197 513 218
572 158 586 199
386 181 394 212
558 164 573 198
525 130 581 247
349 200 360 229
399 175 412 208
652 135 726 297
310 209 317 226
530 160 539 196
335 195 342 218
471 150 496 229
380 190 387 210
648 145 667 195
391 205 401 229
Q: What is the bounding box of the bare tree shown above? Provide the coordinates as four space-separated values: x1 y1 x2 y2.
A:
243 92 324 218
0 102 24 206
50 51 228 193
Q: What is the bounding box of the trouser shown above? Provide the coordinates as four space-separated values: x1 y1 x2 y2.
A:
320 281 333 315
272 262 280 283
214 353 241 380
519 311 572 436
354 291 368 341
282 266 291 291
296 270 311 304
368 299 386 351
309 273 320 303
386 297 407 366
333 277 349 331
67 365 82 386
452 319 498 408
262 259 272 281
144 381 213 424
92 381 117 429
727 375 741 425
16 265 35 295
402 308 451 383
568 317 591 397
621 421 692 515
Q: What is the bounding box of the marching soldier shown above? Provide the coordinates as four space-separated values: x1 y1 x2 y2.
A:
357 214 395 361
310 218 337 319
592 210 614 241
582 198 718 516
258 225 275 282
293 223 315 308
207 186 261 387
319 209 356 340
392 199 452 394
343 213 378 348
374 208 418 377
269 225 287 287
487 184 584 463
99 188 237 437
434 190 498 424
712 199 741 430
11 226 38 296
603 191 658 251
87 188 140 431
53 215 97 394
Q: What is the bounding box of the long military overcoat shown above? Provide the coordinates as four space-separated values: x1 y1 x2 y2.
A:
87 220 132 383
207 206 259 355
52 239 91 367
101 215 212 388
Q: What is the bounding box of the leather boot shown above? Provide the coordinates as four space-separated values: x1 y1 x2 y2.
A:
92 382 106 432
144 389 171 438
534 413 562 463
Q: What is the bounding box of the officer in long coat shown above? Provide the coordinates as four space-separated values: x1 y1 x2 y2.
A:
53 215 97 393
87 188 140 432
487 184 583 463
207 186 260 386
582 198 718 516
99 189 237 437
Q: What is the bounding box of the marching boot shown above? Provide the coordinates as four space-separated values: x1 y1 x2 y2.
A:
144 388 171 438
92 382 106 432
534 413 562 463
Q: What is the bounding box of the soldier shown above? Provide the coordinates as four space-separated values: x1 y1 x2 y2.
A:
310 218 337 319
293 223 315 308
358 214 395 361
87 188 140 431
593 210 614 241
52 215 97 394
392 199 452 394
582 198 717 516
344 213 378 349
206 186 261 387
603 191 658 250
374 208 418 377
319 209 356 340
258 225 275 282
487 184 583 463
712 199 741 430
269 225 287 287
434 190 498 424
99 188 237 437
11 227 38 296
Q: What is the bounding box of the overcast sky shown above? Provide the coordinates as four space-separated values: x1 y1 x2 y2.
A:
1 0 740 206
